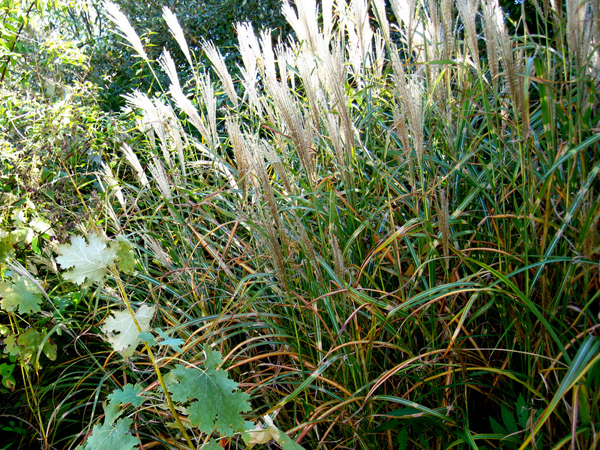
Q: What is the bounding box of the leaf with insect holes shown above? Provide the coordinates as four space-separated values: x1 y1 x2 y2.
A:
4 329 56 369
102 305 155 357
57 234 118 286
166 346 251 436
0 273 43 314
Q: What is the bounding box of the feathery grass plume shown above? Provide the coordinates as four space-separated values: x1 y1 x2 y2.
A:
322 0 335 43
247 135 280 229
567 0 585 66
162 7 193 69
297 223 322 283
296 52 324 126
125 106 156 151
225 115 253 194
436 188 450 269
236 22 263 116
424 0 447 108
104 2 148 61
99 162 126 210
276 42 295 90
155 100 182 173
325 111 344 167
427 0 442 52
121 143 149 186
482 0 501 89
329 229 346 283
351 0 375 63
149 157 172 199
338 0 374 84
372 0 391 41
589 1 600 74
570 0 599 79
391 0 425 58
259 94 288 159
551 0 563 15
199 73 218 146
257 206 287 291
159 50 210 143
262 140 293 194
393 103 416 189
265 77 315 184
281 0 320 52
317 41 354 165
158 50 181 92
456 0 481 74
441 0 455 59
496 3 527 132
259 29 277 81
528 0 548 20
202 40 239 109
373 32 386 79
142 233 172 268
237 22 261 72
168 122 186 180
390 46 425 162
124 90 172 169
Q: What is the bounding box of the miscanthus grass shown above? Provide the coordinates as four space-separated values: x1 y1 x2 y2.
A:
23 0 600 448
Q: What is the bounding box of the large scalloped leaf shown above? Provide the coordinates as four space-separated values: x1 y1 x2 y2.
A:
77 417 139 450
166 346 251 436
3 329 56 368
56 234 118 286
101 304 155 357
0 273 43 314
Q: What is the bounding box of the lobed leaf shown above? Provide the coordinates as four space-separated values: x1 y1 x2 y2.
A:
56 233 118 286
0 272 43 314
101 304 155 357
167 346 251 436
107 384 145 408
77 417 139 450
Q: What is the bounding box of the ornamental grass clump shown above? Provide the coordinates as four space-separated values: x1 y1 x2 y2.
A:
2 0 600 448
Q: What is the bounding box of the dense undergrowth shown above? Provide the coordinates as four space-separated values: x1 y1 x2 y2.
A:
1 0 600 449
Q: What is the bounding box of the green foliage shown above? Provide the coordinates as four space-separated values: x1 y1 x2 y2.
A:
55 233 135 286
488 394 542 449
57 0 291 111
112 0 288 64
